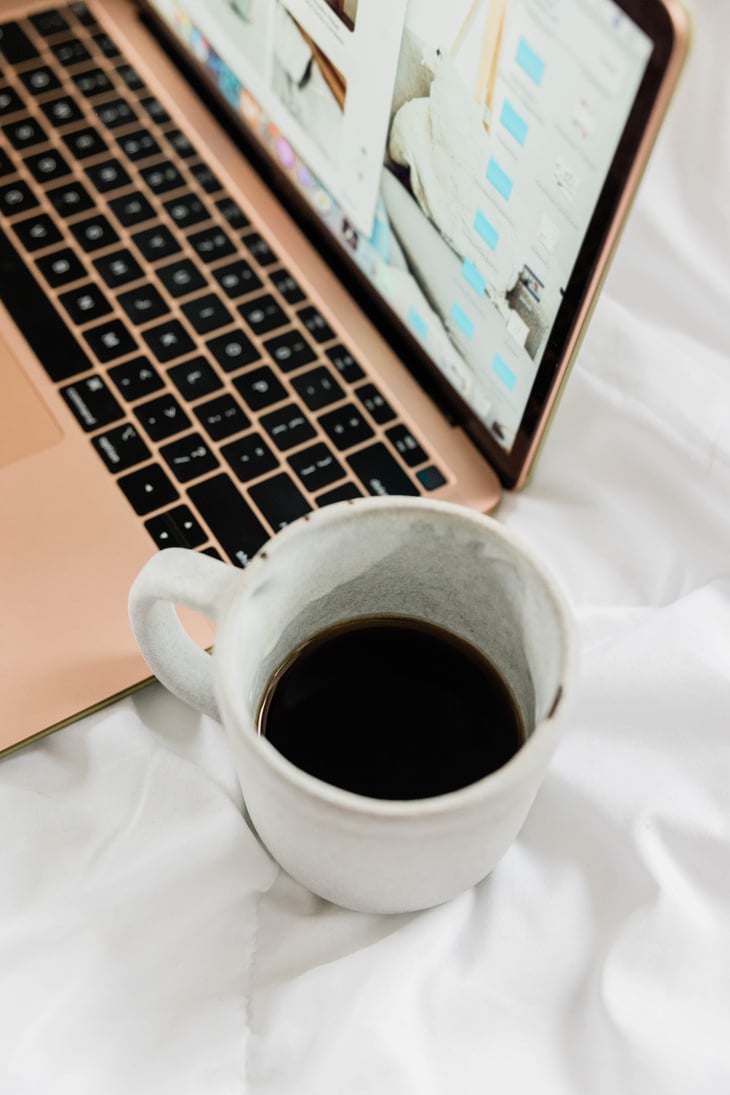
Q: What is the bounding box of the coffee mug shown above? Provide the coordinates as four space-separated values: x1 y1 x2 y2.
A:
128 496 575 914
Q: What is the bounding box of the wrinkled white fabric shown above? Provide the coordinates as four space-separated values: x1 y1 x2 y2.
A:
1 1 729 1092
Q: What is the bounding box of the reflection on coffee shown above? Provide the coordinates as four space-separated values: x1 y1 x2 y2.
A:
257 615 525 800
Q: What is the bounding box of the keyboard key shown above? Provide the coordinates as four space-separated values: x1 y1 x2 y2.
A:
139 160 186 195
132 223 181 262
238 293 288 336
0 22 40 64
206 329 259 372
60 374 123 431
215 195 248 229
356 382 396 424
145 505 207 550
108 356 163 401
118 463 179 516
115 63 145 92
181 292 233 334
1 222 95 382
291 365 344 411
326 344 364 384
188 224 235 264
386 425 428 468
24 148 72 183
36 247 86 287
189 162 221 193
319 404 374 451
94 98 137 130
30 10 71 37
115 128 160 160
84 158 132 193
134 393 191 441
416 466 447 491
263 328 317 373
156 257 207 298
161 431 219 483
164 129 196 159
213 258 262 299
69 214 119 252
232 365 286 411
84 319 137 362
187 474 268 567
242 231 277 267
260 404 316 452
63 126 108 160
108 190 156 227
142 319 195 363
40 95 84 128
12 213 62 252
221 432 278 483
163 192 209 228
194 393 249 441
69 2 98 27
72 67 114 98
250 473 310 532
47 180 94 217
59 282 112 325
3 117 47 151
298 305 335 344
20 66 62 96
139 95 169 124
92 32 121 60
92 421 151 472
0 86 26 117
51 38 92 67
0 149 14 177
0 180 38 217
168 356 222 401
93 248 143 288
347 443 419 497
117 283 170 325
316 481 362 506
288 442 345 493
268 267 305 305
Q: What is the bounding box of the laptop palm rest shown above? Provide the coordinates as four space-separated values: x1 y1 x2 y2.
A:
0 340 63 468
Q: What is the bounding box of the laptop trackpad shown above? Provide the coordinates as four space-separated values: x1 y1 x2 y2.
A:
0 345 63 468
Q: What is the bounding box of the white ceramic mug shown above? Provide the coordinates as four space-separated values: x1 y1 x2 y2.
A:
128 496 575 914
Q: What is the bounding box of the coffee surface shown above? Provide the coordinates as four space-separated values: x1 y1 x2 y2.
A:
257 616 525 800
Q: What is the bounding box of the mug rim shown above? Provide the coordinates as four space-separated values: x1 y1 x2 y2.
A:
215 496 577 818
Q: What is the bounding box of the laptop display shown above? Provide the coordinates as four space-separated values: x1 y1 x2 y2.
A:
146 0 675 484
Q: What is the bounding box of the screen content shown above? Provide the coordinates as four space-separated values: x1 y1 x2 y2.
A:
150 0 653 451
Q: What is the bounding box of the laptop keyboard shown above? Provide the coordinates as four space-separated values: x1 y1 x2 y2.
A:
0 2 447 567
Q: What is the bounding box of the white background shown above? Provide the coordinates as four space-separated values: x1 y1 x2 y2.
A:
1 1 729 1092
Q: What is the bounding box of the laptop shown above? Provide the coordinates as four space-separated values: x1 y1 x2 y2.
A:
0 0 690 755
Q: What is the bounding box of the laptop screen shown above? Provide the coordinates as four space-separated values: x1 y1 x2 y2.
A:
146 0 655 464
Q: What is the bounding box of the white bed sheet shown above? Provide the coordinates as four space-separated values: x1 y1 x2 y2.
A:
1 1 729 1091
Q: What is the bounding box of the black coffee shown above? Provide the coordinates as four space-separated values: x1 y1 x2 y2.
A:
257 616 525 800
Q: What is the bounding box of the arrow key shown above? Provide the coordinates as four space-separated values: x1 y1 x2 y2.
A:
144 504 207 550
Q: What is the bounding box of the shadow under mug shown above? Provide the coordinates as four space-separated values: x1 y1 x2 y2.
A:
128 496 575 914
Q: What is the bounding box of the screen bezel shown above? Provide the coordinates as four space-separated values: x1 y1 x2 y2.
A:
138 0 686 489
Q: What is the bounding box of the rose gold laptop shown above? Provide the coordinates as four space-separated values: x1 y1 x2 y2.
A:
0 0 690 755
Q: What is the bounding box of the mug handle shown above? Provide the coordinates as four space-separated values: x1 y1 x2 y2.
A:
128 548 241 721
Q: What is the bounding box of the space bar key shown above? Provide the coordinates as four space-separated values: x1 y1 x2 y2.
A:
188 473 269 567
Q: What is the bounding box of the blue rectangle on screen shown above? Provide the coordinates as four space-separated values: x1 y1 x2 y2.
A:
462 258 486 296
500 100 528 146
474 210 499 250
486 158 513 201
408 306 427 339
493 353 516 391
452 303 474 340
516 38 545 85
